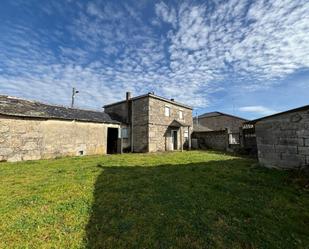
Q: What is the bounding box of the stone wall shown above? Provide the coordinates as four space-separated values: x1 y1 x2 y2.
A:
132 98 149 152
0 115 119 162
148 97 193 152
192 130 228 151
255 108 309 169
103 95 193 153
104 102 128 123
196 115 246 132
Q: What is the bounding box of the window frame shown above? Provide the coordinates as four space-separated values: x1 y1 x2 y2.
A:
179 110 183 120
121 127 129 139
164 106 170 117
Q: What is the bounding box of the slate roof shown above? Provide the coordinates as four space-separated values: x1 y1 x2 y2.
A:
0 95 119 124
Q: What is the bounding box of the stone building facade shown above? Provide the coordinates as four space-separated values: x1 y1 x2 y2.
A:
0 96 120 162
251 105 309 169
104 92 193 153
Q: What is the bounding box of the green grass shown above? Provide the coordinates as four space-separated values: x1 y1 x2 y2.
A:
0 151 308 249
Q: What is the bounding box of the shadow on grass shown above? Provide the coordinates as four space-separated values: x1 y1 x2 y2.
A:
84 158 308 249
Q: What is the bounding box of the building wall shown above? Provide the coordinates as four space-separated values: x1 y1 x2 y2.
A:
0 115 119 162
255 109 309 169
104 102 128 123
148 97 193 152
132 97 149 152
196 115 246 132
192 130 228 151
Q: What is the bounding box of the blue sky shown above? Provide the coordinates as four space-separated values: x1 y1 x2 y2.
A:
0 0 308 120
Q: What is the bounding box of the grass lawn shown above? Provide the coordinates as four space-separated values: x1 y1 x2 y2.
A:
0 151 308 249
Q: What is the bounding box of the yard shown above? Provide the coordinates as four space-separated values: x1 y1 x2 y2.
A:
0 151 308 249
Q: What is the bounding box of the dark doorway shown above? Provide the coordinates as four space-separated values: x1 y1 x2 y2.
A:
107 128 118 154
172 130 178 150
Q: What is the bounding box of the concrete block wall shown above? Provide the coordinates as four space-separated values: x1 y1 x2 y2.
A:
192 130 227 151
255 109 309 169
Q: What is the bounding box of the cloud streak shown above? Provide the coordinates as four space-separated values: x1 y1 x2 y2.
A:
239 106 276 115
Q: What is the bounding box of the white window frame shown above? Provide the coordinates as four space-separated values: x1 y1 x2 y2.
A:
121 127 128 138
184 130 189 138
179 110 183 120
164 106 170 117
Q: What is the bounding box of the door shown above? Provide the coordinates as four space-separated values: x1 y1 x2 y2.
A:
172 130 178 150
107 128 118 154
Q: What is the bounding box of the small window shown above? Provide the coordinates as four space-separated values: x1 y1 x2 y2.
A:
164 106 170 117
121 128 128 138
184 130 189 138
179 110 183 120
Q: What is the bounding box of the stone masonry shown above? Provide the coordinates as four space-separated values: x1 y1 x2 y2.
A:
255 107 309 169
104 93 193 153
148 97 193 152
0 115 119 162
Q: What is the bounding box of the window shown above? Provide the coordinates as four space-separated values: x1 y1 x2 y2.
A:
184 130 189 142
179 110 183 120
184 130 189 138
121 128 128 138
164 106 170 117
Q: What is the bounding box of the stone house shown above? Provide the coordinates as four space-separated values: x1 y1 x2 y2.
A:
104 92 193 152
0 95 120 162
249 105 309 169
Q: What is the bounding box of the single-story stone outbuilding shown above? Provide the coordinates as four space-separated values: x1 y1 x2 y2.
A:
0 95 121 162
248 105 309 169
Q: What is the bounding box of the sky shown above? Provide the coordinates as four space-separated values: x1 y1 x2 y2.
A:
0 0 308 120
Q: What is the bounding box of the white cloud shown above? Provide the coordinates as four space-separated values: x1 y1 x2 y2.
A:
239 106 276 115
0 0 308 111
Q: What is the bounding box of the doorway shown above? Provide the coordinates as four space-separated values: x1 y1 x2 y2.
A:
172 130 178 150
107 128 118 154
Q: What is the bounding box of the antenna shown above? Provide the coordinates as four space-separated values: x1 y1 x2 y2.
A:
71 87 79 108
196 111 198 125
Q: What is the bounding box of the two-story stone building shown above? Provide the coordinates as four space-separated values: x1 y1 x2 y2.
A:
104 92 193 153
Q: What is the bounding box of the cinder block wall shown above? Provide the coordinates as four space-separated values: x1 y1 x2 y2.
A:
0 116 119 162
192 130 227 151
255 109 309 169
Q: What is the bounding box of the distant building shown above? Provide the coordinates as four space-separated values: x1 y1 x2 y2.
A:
193 111 248 132
248 105 309 169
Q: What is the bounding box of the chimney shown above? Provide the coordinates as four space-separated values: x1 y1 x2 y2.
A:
126 92 131 101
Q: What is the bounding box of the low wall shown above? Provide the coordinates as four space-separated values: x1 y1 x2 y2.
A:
255 108 309 169
192 130 227 151
0 116 119 162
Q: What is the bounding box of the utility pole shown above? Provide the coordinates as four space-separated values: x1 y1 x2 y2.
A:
71 87 79 108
